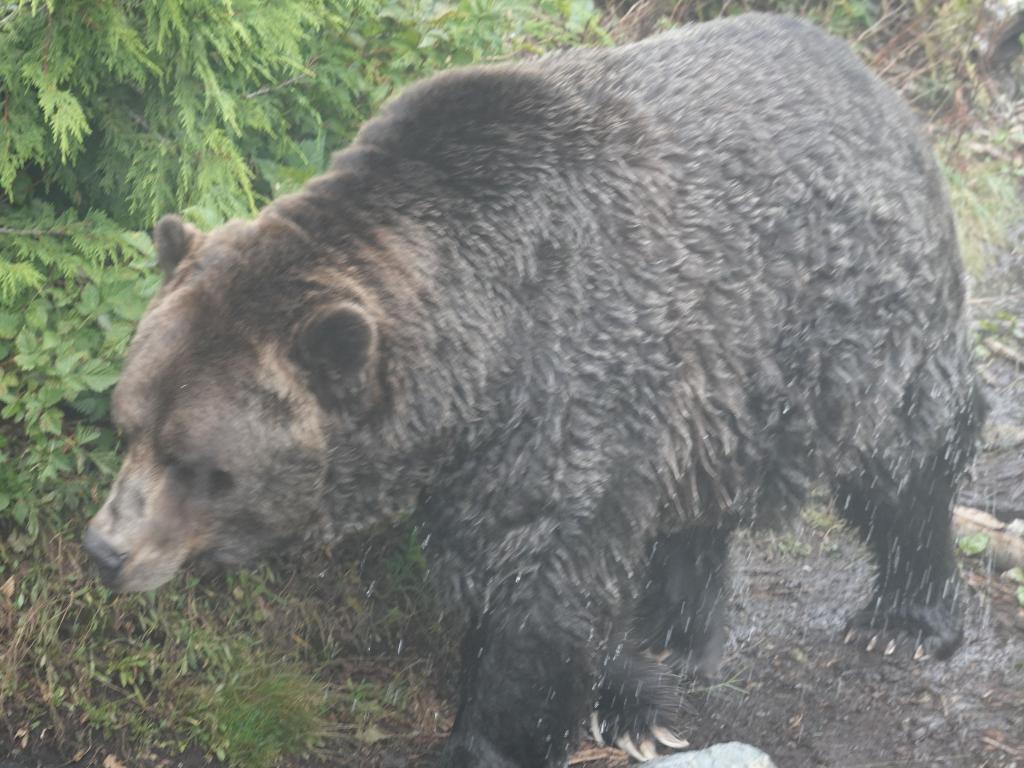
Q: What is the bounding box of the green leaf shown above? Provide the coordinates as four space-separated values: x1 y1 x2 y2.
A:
10 500 28 527
957 532 989 557
0 312 22 339
37 83 92 162
82 371 121 393
39 407 64 435
25 301 49 330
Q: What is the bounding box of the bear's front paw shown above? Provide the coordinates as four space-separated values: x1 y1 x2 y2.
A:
844 594 963 661
590 710 690 762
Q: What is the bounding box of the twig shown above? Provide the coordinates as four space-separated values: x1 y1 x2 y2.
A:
244 58 319 99
245 72 311 99
969 293 1024 304
568 746 629 766
854 7 901 46
980 733 1023 758
0 225 70 237
983 337 1024 367
669 0 688 23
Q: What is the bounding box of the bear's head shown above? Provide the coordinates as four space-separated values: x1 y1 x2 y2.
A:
83 211 401 592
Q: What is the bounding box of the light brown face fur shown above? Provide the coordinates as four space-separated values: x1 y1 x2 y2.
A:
84 216 338 592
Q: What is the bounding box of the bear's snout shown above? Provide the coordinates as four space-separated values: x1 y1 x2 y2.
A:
84 463 206 593
82 527 128 588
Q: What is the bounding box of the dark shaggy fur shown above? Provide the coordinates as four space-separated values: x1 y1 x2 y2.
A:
85 14 984 767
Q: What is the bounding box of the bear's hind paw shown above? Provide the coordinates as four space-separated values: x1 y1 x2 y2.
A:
843 598 963 661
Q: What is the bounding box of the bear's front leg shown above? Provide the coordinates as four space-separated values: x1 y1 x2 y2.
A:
441 602 594 768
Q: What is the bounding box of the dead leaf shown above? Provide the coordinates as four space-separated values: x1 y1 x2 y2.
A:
568 746 629 766
1 575 14 600
103 755 126 768
355 724 391 745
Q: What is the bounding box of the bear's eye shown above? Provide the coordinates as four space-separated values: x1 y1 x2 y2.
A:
209 468 235 498
167 458 235 500
168 460 197 488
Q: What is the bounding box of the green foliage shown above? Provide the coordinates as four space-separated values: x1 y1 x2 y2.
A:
0 205 157 546
190 664 330 767
957 531 990 557
1008 568 1024 608
942 127 1024 277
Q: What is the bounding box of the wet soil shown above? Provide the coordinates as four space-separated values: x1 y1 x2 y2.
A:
580 517 1024 768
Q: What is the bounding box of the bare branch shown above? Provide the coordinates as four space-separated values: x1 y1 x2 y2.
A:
0 226 70 237
244 67 315 99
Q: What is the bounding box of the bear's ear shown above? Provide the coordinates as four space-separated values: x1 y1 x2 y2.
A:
296 303 378 405
154 214 200 279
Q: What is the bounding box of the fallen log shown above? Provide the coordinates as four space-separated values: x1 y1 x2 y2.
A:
954 505 1024 571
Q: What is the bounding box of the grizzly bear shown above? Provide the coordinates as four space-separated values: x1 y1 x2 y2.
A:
84 13 984 767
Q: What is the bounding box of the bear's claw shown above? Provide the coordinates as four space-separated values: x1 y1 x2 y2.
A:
843 595 963 661
651 725 690 750
591 712 689 762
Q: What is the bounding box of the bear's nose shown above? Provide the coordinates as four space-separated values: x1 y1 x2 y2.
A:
83 528 128 587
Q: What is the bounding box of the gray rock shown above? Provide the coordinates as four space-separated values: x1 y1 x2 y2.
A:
648 742 777 768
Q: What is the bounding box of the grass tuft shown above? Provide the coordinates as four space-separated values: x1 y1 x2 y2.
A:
943 135 1024 278
191 666 330 768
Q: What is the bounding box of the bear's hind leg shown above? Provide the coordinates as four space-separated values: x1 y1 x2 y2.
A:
634 528 730 678
833 468 963 659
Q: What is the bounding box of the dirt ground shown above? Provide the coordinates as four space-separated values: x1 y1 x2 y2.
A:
570 515 1024 768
